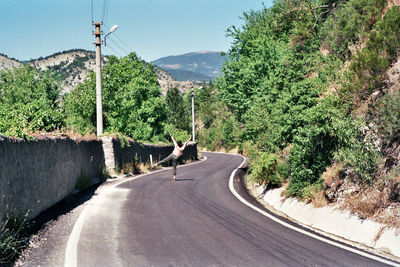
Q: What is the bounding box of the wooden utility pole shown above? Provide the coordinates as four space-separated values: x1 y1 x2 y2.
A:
93 22 103 136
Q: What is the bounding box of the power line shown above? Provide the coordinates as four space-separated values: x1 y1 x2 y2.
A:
91 0 94 22
108 37 130 55
104 24 133 53
101 0 109 23
105 44 123 58
103 0 110 25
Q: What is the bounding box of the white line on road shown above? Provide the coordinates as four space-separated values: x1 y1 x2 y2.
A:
228 154 399 267
64 156 207 267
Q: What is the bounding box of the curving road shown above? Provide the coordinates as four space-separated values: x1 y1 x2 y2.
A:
65 152 395 266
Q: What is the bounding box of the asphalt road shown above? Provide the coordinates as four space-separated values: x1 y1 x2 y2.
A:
16 152 396 267
57 152 394 267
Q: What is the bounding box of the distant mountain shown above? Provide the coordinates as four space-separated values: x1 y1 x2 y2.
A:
152 51 225 81
0 50 195 95
0 49 102 93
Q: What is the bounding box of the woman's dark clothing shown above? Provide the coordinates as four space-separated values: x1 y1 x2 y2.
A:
154 153 179 175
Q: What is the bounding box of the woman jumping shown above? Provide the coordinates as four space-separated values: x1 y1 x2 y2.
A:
153 133 192 180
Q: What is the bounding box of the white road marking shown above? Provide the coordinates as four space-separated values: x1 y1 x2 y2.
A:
228 154 399 267
64 156 206 267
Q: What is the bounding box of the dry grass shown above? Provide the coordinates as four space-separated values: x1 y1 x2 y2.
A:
310 191 329 208
28 131 100 143
339 178 400 229
137 162 151 174
322 162 343 188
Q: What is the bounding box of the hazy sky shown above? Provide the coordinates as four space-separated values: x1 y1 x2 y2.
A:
0 0 271 62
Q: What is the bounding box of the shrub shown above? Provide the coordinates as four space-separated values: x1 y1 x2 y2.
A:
0 212 29 264
375 90 400 142
250 152 283 187
0 66 65 138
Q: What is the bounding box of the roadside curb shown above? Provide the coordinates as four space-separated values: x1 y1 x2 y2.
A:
251 185 400 261
227 153 400 266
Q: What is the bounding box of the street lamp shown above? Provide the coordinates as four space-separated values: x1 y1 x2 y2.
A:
191 86 202 143
104 24 119 46
191 88 195 142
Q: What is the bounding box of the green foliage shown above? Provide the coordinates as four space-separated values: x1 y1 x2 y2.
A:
322 0 387 59
0 65 65 137
340 6 400 105
197 98 239 151
164 124 191 144
166 87 190 132
375 90 400 142
250 152 279 185
199 0 399 199
64 53 168 141
288 102 339 197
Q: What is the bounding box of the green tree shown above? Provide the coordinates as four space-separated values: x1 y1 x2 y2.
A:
165 87 190 132
64 53 168 141
0 65 65 137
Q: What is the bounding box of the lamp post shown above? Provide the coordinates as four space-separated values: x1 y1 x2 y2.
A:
93 23 118 136
191 88 195 142
191 86 202 142
104 24 119 47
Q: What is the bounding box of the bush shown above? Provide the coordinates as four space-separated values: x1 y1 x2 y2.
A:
376 90 400 142
0 212 29 264
287 101 339 197
0 66 65 137
250 152 279 185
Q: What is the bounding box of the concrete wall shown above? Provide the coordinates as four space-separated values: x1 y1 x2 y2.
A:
0 135 198 221
0 135 106 220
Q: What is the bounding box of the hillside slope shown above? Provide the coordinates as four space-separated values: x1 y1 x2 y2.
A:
0 50 195 94
29 49 99 93
152 51 225 81
0 54 22 71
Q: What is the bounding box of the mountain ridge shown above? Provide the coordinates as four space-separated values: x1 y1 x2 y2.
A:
0 49 195 94
152 51 225 82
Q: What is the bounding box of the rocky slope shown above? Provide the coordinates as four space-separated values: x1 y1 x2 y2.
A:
0 54 22 71
153 66 195 95
0 50 196 95
29 49 100 93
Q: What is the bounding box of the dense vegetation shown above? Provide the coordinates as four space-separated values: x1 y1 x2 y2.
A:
64 53 168 142
194 0 400 202
0 65 65 138
1 0 399 212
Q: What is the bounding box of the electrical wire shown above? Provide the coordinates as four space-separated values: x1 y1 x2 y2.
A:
101 0 109 23
105 44 123 58
91 0 94 22
108 37 130 55
103 0 110 25
104 24 133 53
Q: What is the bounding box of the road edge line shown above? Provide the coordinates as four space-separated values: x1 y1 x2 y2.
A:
228 154 399 267
64 156 207 267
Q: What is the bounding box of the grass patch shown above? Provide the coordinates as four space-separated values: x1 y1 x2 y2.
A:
0 211 29 264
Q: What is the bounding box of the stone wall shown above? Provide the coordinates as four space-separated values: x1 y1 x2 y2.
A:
103 137 198 172
0 135 198 221
0 135 105 220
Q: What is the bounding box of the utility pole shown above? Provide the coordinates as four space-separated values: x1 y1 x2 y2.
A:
191 88 195 142
93 22 103 136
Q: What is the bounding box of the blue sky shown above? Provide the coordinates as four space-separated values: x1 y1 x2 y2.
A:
0 0 271 62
